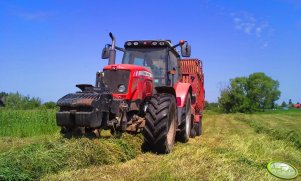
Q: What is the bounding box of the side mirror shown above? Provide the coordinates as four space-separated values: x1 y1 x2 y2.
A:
181 43 191 57
101 45 110 59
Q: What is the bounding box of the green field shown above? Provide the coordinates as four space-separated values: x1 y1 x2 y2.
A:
0 108 300 180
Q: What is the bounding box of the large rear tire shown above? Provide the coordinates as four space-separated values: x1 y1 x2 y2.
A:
143 93 177 154
176 94 192 143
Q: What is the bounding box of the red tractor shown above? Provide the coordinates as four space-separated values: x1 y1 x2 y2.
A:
293 103 301 108
56 33 205 153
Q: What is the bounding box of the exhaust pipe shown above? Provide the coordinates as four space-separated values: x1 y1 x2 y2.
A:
108 32 116 65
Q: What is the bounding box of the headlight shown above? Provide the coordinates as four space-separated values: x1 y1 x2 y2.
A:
118 84 126 93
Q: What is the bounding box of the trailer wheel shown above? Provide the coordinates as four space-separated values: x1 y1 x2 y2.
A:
195 117 202 136
143 93 177 153
176 94 192 143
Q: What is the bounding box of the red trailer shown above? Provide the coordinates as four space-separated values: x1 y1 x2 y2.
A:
179 59 205 136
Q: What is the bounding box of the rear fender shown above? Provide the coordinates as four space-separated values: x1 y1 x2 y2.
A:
174 83 192 126
174 82 192 108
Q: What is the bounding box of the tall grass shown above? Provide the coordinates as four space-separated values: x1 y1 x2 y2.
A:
0 108 58 137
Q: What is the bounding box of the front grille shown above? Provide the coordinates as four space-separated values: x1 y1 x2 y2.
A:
103 70 130 93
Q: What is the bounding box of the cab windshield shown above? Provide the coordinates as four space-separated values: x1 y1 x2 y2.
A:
122 48 168 85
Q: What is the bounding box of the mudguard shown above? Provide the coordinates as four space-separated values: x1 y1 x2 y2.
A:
174 82 192 108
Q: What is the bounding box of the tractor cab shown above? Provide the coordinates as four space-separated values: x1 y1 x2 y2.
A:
102 38 191 87
122 40 180 87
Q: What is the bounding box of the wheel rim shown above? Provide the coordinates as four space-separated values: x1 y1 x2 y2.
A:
167 105 176 147
185 97 191 138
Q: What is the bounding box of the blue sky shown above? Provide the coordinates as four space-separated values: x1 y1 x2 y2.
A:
0 0 300 103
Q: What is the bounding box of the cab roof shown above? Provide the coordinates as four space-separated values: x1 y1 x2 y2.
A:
124 40 180 57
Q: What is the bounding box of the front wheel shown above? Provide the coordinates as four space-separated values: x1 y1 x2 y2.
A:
143 93 177 154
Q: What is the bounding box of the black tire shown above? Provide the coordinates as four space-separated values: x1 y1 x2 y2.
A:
110 129 122 138
190 127 196 138
143 93 177 154
60 126 84 138
195 116 202 136
176 94 192 143
85 128 101 138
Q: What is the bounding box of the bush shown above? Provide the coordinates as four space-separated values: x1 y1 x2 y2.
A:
205 101 220 112
42 102 57 109
1 92 41 110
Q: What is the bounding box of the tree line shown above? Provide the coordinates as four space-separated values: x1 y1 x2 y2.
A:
0 92 56 109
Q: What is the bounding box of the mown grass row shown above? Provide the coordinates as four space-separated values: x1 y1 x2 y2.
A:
0 108 143 180
235 114 301 149
0 134 143 180
0 108 58 137
42 113 301 180
1 108 300 180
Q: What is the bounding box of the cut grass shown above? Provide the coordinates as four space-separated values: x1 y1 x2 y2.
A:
235 112 301 149
43 112 301 180
1 109 300 180
0 133 143 180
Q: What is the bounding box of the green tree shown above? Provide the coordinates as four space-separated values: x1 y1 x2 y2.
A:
219 77 252 113
281 101 287 107
205 101 210 109
0 92 8 98
4 92 41 109
288 99 293 105
218 72 281 113
42 101 57 109
205 101 220 111
247 72 280 110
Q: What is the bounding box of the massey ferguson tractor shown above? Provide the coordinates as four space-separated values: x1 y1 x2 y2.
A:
56 33 205 153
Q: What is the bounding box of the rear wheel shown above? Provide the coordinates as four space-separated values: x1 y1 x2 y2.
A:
143 93 177 154
176 94 192 143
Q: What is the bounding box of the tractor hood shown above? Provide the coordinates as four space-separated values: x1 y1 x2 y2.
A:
102 64 153 100
103 64 152 73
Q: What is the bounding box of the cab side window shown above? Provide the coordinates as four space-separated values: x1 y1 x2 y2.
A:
169 51 179 84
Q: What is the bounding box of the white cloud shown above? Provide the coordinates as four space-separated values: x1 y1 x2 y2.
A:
15 11 53 21
231 11 271 48
200 2 273 49
231 12 266 36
